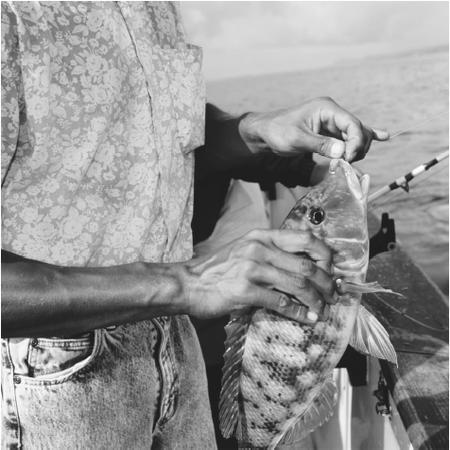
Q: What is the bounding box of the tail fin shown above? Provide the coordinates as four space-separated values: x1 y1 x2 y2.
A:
349 305 397 365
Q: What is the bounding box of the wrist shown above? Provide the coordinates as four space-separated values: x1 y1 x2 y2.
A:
140 262 192 317
238 111 266 154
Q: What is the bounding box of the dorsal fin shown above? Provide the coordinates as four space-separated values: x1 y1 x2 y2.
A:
349 305 397 365
219 313 252 438
272 378 338 449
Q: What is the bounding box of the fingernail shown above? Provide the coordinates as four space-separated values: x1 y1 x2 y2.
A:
330 142 344 159
307 311 318 322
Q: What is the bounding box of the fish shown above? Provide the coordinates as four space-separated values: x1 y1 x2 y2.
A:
219 158 398 449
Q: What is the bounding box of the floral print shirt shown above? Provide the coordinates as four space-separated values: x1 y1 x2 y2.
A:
1 1 205 266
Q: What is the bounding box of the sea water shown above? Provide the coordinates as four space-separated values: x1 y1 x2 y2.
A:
207 47 449 294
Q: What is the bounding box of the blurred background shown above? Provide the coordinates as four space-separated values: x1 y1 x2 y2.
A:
181 1 449 294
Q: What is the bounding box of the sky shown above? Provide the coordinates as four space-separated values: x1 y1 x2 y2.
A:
180 1 449 80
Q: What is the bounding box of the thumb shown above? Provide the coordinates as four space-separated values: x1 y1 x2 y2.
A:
300 131 345 159
372 128 390 141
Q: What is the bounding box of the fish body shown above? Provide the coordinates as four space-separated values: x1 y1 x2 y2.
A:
220 159 397 448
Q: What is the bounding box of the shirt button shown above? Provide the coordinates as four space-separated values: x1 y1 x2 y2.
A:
13 375 21 384
30 338 39 347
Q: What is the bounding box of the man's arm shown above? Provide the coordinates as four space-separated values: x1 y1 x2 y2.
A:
2 250 189 337
195 103 255 180
199 98 389 181
197 104 319 188
2 228 335 338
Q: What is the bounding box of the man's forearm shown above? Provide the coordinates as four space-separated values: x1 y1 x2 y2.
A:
196 103 254 179
199 104 317 187
2 251 189 338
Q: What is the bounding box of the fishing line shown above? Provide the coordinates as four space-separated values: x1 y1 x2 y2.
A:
387 109 448 140
371 293 448 332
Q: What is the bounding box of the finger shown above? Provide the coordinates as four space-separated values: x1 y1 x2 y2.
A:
291 285 324 312
353 165 363 178
246 262 325 313
259 246 318 276
371 128 390 141
293 129 345 159
250 288 319 325
321 303 331 321
250 229 332 271
258 258 334 306
353 127 373 162
327 108 366 162
342 121 365 162
305 265 336 304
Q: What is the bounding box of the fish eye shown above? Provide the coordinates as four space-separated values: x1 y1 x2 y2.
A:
309 207 325 225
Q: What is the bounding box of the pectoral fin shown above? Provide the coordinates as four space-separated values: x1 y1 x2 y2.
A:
349 305 397 365
337 279 403 296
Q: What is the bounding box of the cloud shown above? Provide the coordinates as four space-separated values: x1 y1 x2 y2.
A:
181 2 448 48
180 2 449 80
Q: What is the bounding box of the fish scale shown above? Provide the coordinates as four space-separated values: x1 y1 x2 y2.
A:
220 159 398 449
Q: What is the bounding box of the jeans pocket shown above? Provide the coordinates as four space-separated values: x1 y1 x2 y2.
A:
20 329 103 385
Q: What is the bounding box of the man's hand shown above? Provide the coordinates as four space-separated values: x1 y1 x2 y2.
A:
239 97 389 162
2 228 333 336
184 228 334 324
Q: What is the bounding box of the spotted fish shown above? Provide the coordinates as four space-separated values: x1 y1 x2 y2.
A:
219 159 397 449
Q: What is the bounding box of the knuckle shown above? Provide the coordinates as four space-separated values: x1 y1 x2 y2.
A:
240 260 258 278
317 96 334 104
301 286 316 303
299 258 315 276
246 229 263 240
298 230 312 246
244 240 261 257
277 294 290 309
236 279 252 296
297 275 308 288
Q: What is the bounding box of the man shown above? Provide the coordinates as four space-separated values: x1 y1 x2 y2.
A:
1 2 388 449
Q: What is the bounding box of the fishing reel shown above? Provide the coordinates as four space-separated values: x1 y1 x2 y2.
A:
369 212 397 258
373 371 391 417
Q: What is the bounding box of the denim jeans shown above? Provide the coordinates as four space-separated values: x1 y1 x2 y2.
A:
2 316 216 449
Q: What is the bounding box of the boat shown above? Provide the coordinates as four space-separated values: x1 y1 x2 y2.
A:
192 179 449 450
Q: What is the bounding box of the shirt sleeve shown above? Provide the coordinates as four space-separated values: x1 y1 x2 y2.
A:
229 152 317 188
1 2 22 184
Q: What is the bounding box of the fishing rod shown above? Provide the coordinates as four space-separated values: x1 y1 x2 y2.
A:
367 149 449 203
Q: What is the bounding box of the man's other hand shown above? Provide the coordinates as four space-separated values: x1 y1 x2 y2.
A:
238 97 389 162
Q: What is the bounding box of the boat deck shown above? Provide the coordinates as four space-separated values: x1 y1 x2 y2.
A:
365 213 449 450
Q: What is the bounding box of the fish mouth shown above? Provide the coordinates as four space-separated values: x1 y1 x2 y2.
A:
329 159 366 200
